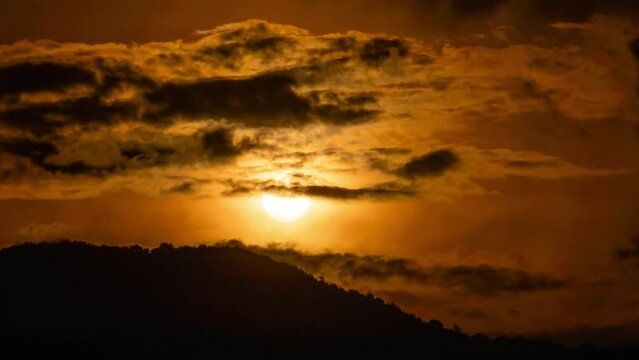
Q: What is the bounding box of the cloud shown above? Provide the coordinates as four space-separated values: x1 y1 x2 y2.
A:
145 73 378 127
0 62 96 97
0 137 57 166
369 147 412 156
359 37 410 65
0 137 116 176
164 181 196 194
615 236 639 262
503 160 558 169
629 37 639 60
432 265 567 296
0 21 387 136
0 19 633 200
224 180 416 200
0 126 261 178
0 95 138 135
397 149 460 178
201 127 258 160
218 240 568 296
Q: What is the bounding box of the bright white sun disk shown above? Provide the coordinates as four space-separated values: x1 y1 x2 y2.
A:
261 194 311 223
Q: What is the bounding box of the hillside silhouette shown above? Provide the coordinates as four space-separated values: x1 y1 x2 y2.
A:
0 241 635 359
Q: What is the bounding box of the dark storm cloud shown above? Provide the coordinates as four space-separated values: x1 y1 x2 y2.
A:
218 240 568 296
224 180 416 200
0 62 96 97
397 149 460 178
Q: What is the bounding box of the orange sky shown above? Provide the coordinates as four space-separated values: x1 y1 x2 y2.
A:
1 0 639 342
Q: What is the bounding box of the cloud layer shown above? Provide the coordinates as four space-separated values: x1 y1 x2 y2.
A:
0 19 632 199
220 240 568 296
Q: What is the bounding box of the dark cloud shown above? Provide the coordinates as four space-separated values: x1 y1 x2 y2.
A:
397 149 460 178
0 127 261 179
369 147 412 155
118 144 176 166
277 184 414 200
194 36 295 69
144 73 309 126
432 265 567 296
145 73 378 127
164 181 196 194
0 96 138 135
218 240 568 296
615 236 639 261
0 137 116 176
0 138 57 166
504 160 558 169
629 38 639 61
224 180 416 200
306 90 380 124
40 161 116 176
0 62 96 97
93 59 156 95
366 147 412 172
0 62 379 136
360 38 409 65
529 321 639 347
201 128 243 159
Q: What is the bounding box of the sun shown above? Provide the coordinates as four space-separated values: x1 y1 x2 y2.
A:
261 194 311 223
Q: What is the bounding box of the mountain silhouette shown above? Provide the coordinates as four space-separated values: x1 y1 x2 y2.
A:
0 241 635 359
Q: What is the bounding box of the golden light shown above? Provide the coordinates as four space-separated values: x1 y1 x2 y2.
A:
261 194 311 223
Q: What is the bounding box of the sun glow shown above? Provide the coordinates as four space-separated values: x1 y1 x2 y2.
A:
261 194 311 223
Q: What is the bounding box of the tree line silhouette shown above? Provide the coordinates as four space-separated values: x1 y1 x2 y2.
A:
0 241 636 359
